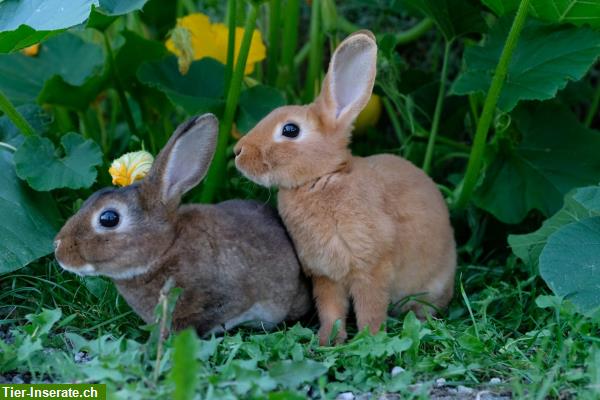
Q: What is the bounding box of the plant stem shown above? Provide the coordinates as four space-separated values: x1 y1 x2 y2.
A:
224 0 237 93
396 18 433 45
200 3 259 203
584 80 600 128
304 0 323 102
103 32 138 137
382 96 405 144
0 141 17 152
0 89 35 137
454 0 530 209
267 0 281 85
423 40 451 174
277 0 300 89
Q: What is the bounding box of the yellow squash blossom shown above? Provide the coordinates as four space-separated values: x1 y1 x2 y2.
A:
109 151 154 187
166 13 266 75
21 43 40 56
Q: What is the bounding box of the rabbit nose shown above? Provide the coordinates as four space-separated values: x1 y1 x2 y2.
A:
234 145 243 157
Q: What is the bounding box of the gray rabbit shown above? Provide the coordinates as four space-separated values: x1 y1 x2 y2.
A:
54 114 311 335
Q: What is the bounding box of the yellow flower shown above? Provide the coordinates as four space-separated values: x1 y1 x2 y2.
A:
21 43 40 56
166 13 266 75
109 151 154 187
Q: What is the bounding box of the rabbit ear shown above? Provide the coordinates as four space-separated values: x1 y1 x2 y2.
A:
318 31 377 128
145 113 218 205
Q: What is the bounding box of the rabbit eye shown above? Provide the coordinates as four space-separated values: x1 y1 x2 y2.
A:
99 210 120 228
281 123 300 139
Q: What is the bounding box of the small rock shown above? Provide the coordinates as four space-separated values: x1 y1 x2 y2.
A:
489 377 502 385
337 392 355 400
391 366 405 376
457 385 474 394
74 351 90 364
435 377 446 387
12 376 24 384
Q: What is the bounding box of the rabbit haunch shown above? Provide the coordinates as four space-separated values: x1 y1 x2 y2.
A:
55 114 311 335
234 31 456 345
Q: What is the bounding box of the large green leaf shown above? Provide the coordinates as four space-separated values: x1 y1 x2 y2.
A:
0 0 149 52
0 104 50 147
401 0 486 41
137 56 225 115
114 30 168 87
539 217 600 315
482 0 600 29
474 102 600 224
509 186 600 269
0 33 106 108
0 152 60 274
451 18 600 111
237 85 286 133
14 132 103 191
481 0 520 16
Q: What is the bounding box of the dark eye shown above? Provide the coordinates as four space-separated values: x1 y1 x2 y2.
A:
281 123 300 139
99 210 120 228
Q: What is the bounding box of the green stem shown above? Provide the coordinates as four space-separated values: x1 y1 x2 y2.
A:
293 42 310 68
396 18 433 46
267 0 281 85
0 141 17 152
382 96 405 144
277 0 300 89
0 89 35 137
584 80 600 128
336 15 359 34
454 0 530 209
224 0 237 93
103 32 138 137
423 40 451 174
200 3 259 203
303 0 323 102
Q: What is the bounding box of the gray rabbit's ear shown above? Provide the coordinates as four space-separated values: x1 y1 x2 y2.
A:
145 113 218 205
317 31 377 129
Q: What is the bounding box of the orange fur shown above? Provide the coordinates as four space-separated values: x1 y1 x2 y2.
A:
234 31 456 345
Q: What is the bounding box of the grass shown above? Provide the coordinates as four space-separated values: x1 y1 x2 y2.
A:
1 249 599 399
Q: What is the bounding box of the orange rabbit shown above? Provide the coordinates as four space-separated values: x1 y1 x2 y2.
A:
234 31 456 345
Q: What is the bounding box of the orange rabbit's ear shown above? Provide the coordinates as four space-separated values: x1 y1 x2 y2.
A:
317 30 377 129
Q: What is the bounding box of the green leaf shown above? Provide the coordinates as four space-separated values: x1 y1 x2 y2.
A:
539 217 600 314
237 85 286 133
474 102 600 224
137 56 225 115
400 0 486 41
509 186 600 268
25 308 62 338
169 329 199 400
87 0 150 30
530 0 600 28
481 0 520 16
0 104 50 147
451 18 600 111
114 30 168 87
268 359 328 389
0 152 60 274
482 0 600 29
0 0 150 52
0 33 106 108
14 132 103 191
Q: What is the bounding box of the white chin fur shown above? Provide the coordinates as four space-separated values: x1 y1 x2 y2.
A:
58 261 98 277
104 265 151 280
239 169 273 188
57 260 150 280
